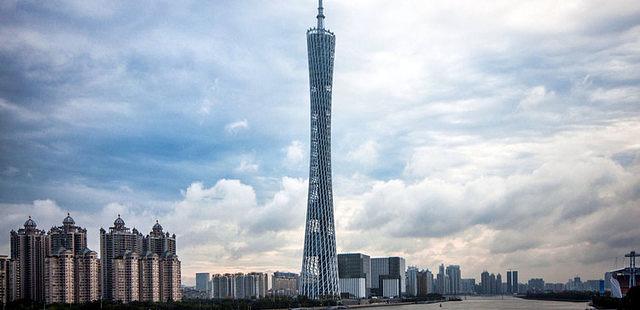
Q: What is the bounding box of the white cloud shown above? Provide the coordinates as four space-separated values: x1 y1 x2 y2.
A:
0 177 308 285
284 140 305 166
336 118 640 281
589 86 640 104
234 157 259 174
346 140 379 168
518 86 556 111
224 119 249 135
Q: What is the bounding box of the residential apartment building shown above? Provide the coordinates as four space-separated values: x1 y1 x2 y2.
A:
10 217 47 302
271 271 298 297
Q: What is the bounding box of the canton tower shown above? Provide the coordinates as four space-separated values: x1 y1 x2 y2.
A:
300 0 340 300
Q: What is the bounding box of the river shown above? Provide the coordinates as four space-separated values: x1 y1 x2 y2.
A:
374 296 591 310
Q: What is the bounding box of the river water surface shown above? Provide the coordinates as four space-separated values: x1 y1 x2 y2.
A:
376 296 590 310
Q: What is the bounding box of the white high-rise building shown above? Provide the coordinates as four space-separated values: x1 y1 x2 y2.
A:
211 273 235 299
210 273 267 299
446 265 461 295
406 266 419 296
424 269 434 294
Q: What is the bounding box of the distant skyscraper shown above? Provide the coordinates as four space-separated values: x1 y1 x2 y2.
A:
460 278 475 294
370 258 387 295
209 272 266 299
370 257 406 297
211 273 235 299
247 272 268 299
506 270 519 294
566 276 583 291
300 0 339 300
496 273 502 294
417 269 434 296
489 273 496 294
437 264 446 294
406 266 419 296
446 265 461 295
196 273 211 292
10 216 47 302
480 271 490 295
337 253 371 298
408 267 436 297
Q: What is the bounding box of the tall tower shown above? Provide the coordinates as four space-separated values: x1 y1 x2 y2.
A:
10 216 47 302
300 0 340 300
99 215 144 301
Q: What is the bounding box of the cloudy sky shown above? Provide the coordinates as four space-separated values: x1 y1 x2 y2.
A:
1 0 639 285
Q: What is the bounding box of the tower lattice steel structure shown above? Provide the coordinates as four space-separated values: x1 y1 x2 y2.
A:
300 0 340 300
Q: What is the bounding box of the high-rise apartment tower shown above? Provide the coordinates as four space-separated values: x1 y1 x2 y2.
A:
10 217 47 302
44 214 100 304
99 215 144 301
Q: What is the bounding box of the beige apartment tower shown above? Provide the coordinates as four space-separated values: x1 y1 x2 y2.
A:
43 214 101 304
100 217 182 303
44 249 75 304
112 251 140 303
161 253 182 301
75 248 100 303
140 252 161 302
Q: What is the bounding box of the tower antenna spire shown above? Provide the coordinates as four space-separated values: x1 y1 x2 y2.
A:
317 0 325 29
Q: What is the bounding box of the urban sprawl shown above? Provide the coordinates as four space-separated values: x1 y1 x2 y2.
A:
187 254 610 300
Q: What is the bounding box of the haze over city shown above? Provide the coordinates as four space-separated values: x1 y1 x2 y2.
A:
1 0 639 287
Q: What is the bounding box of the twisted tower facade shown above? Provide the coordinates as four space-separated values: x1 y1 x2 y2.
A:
300 0 340 300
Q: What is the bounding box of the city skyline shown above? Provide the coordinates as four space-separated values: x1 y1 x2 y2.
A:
1 0 640 287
